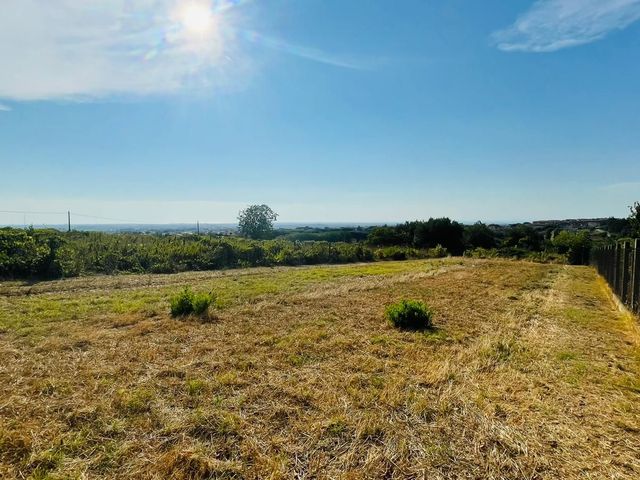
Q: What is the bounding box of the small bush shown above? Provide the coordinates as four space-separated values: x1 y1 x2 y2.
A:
377 246 407 260
192 293 213 315
170 288 214 317
464 247 500 259
170 288 195 317
427 244 448 258
385 299 433 330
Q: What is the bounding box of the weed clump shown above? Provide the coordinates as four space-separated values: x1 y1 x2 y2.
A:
115 388 155 415
186 379 208 397
385 299 433 330
170 288 214 318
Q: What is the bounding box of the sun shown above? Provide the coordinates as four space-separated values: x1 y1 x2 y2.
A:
177 1 216 37
165 0 224 58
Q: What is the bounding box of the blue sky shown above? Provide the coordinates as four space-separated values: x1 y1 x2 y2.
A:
1 0 639 225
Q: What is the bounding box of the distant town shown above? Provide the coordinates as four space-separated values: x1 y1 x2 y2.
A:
4 217 627 237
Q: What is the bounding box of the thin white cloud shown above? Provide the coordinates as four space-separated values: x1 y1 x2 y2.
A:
0 103 11 112
243 31 374 70
0 0 367 102
492 0 640 52
0 0 248 101
599 181 640 191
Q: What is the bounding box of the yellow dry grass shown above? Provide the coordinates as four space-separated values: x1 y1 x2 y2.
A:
0 259 638 479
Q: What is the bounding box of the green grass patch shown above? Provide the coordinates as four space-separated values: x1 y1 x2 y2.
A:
0 259 448 336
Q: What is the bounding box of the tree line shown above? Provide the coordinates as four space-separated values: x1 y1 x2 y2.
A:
1 203 638 280
366 219 594 264
0 229 376 279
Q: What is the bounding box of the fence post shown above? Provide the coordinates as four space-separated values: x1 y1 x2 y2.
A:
621 242 630 305
608 245 613 285
632 239 640 314
613 243 620 295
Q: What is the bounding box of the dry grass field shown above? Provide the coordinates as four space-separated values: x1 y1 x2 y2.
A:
0 258 639 479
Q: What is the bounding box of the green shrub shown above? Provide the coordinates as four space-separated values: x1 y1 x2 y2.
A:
464 247 500 259
552 230 591 265
524 251 567 264
170 288 214 317
192 292 213 315
427 244 448 258
375 246 407 261
385 300 433 330
170 288 195 317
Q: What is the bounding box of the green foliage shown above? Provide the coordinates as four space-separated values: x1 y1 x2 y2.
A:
170 288 196 317
0 229 379 280
367 218 465 255
552 230 591 265
385 299 433 330
170 288 213 317
0 228 68 279
276 227 369 243
367 226 408 247
465 222 497 249
373 245 447 261
192 292 213 315
430 244 448 258
465 246 566 264
374 246 409 261
525 251 568 264
412 218 465 254
503 225 543 251
464 247 500 259
604 217 632 236
238 204 278 239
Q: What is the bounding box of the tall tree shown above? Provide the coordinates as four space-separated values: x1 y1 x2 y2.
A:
465 222 497 249
238 204 278 239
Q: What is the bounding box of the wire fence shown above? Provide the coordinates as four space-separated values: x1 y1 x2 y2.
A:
592 239 640 315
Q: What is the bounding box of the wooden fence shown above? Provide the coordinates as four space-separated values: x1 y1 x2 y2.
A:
592 239 640 315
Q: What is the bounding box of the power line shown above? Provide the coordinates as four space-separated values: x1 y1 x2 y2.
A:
71 212 145 224
0 209 67 215
0 209 145 225
2 210 215 231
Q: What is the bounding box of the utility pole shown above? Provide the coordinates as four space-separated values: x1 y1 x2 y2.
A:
67 211 71 232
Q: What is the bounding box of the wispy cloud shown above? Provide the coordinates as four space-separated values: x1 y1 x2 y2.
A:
0 103 11 112
599 181 640 192
241 30 374 70
0 0 367 103
492 0 640 52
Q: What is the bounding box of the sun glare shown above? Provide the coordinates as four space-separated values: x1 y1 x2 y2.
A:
177 1 216 37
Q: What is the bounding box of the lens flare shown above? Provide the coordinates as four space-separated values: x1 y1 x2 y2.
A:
179 1 215 36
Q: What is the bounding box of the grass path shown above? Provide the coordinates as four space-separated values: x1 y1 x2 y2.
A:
0 259 638 479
